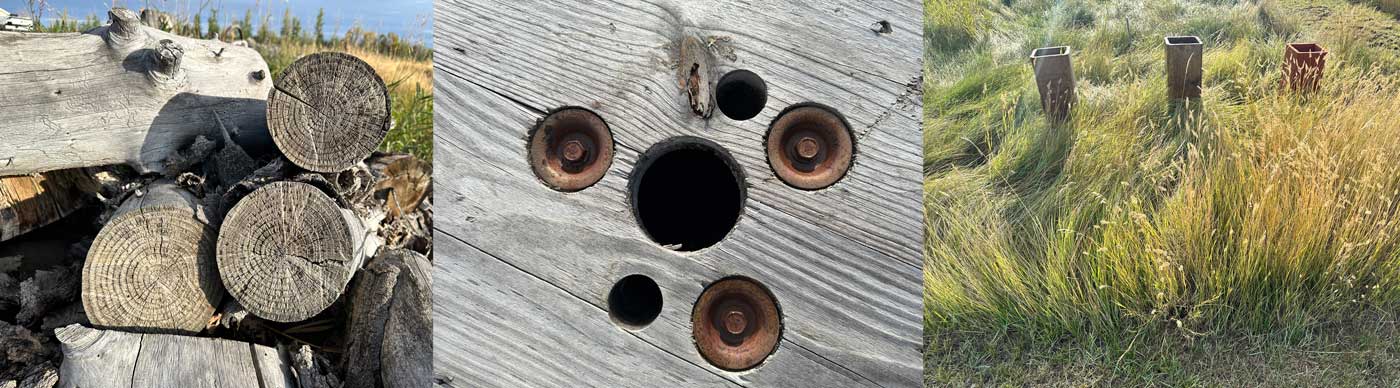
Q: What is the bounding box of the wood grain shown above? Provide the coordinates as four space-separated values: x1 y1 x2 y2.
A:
344 249 434 388
54 324 295 388
433 0 923 385
0 169 95 242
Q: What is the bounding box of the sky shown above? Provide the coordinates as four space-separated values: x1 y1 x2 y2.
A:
2 0 432 45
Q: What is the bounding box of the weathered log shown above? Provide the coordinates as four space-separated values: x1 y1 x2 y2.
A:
0 170 96 242
267 52 391 173
343 249 431 388
217 181 372 322
54 324 295 388
82 180 221 334
0 7 272 176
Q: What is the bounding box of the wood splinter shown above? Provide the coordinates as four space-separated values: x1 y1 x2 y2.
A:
677 35 716 118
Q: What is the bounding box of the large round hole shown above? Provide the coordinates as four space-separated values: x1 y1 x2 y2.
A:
715 69 768 121
629 137 745 251
608 274 663 328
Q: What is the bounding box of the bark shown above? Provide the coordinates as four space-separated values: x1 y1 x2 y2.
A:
342 249 431 388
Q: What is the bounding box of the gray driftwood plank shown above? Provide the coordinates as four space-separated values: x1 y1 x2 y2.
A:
433 0 922 385
434 236 738 387
53 324 294 388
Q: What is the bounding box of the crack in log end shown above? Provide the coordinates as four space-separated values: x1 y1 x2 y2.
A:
677 35 715 118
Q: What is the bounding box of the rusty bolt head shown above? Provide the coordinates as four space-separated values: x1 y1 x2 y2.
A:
561 139 588 163
528 107 614 192
766 104 854 190
723 310 747 335
693 277 781 371
795 136 820 161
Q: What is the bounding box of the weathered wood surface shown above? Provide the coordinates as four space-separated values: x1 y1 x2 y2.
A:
433 0 923 385
0 170 95 242
82 180 221 334
54 324 295 388
343 249 432 388
0 8 272 175
217 181 371 322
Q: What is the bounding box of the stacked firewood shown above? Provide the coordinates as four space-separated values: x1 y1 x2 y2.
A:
0 8 431 388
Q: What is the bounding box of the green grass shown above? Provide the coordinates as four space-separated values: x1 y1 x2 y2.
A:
924 0 1400 385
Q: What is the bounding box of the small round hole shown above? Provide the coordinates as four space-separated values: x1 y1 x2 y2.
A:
608 274 663 328
629 137 745 251
715 69 768 121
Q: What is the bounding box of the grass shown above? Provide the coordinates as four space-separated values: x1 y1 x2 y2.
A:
924 0 1400 385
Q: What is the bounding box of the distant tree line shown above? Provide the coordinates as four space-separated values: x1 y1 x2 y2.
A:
35 7 430 62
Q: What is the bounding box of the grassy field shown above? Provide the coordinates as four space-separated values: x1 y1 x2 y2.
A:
38 9 433 161
924 0 1400 385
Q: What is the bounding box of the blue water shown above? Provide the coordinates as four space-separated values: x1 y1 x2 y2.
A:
3 0 432 45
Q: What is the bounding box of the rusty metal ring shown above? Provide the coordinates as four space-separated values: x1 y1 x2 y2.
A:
765 103 854 190
692 276 781 371
528 107 614 192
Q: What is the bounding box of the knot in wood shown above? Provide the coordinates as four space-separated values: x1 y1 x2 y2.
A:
153 39 184 73
677 35 715 118
105 8 144 51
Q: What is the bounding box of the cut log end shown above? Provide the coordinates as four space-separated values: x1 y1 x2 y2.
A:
82 182 220 334
267 52 391 173
218 181 361 322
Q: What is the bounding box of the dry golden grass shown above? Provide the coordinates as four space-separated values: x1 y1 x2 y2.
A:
264 42 432 93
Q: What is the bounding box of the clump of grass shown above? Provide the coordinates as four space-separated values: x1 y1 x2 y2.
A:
927 0 993 53
926 0 1400 384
